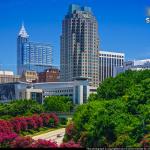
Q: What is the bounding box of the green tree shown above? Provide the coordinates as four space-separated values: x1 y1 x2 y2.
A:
66 70 150 147
43 96 73 112
0 99 44 118
88 93 98 102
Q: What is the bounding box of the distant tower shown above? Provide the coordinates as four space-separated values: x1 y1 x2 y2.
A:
17 23 53 75
60 4 99 87
17 23 29 75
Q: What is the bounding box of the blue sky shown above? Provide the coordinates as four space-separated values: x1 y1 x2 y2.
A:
0 0 150 74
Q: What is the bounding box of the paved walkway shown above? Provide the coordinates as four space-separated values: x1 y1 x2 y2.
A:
32 128 65 145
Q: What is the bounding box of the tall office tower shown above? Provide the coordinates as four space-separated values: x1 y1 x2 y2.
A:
23 42 52 72
17 24 52 75
60 4 99 87
99 51 125 83
17 24 29 75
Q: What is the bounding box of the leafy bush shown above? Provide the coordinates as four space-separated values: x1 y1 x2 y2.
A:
60 140 81 148
0 120 13 133
140 134 150 148
60 117 67 125
0 132 18 148
32 139 58 148
10 136 34 148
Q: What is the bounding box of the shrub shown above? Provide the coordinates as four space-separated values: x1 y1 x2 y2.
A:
0 113 59 136
32 115 43 128
60 140 81 148
10 136 34 148
0 132 18 148
49 113 59 126
11 117 28 133
140 134 150 148
60 117 67 125
40 113 50 126
65 122 77 137
0 120 13 133
32 139 58 148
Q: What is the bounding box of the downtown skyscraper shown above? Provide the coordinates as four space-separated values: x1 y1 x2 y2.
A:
17 24 52 75
60 4 99 87
17 24 29 75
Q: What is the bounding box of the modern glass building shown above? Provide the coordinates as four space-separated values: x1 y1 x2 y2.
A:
23 42 52 72
60 4 99 87
17 24 52 75
17 24 29 75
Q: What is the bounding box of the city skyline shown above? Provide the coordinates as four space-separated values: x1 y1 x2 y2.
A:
0 0 150 74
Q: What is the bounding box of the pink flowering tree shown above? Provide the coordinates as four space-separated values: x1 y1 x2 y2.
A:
10 136 34 148
0 120 13 133
32 115 43 128
0 132 18 148
60 140 81 148
31 139 58 148
40 113 50 126
49 113 59 126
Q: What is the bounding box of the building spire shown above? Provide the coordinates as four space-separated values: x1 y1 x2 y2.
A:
19 22 29 38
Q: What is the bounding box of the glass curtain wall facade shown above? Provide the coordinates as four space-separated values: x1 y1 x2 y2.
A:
17 24 52 75
23 42 52 72
17 24 29 75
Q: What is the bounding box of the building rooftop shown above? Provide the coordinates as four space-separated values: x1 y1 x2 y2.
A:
68 4 92 14
0 71 14 75
18 23 29 38
134 59 150 66
99 51 125 56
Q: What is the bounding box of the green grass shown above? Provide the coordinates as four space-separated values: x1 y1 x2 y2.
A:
20 125 66 137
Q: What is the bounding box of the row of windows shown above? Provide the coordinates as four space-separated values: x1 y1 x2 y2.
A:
45 89 73 94
100 54 124 58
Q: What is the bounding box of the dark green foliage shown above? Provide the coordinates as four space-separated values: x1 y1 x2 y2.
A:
43 96 73 112
0 99 44 118
0 97 75 120
67 70 150 147
88 93 98 102
97 70 150 100
59 117 67 125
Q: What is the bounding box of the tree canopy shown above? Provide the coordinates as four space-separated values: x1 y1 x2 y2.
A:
43 96 73 112
0 99 44 119
65 70 150 147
